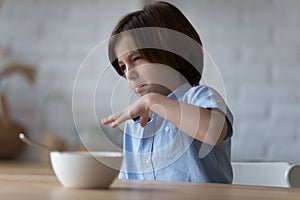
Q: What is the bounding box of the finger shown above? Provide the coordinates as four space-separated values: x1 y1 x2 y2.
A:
101 114 119 125
101 117 113 125
139 116 149 127
110 112 132 128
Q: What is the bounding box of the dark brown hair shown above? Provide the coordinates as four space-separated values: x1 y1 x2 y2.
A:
108 1 203 86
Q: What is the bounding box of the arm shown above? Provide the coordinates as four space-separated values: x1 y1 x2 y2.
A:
101 93 227 146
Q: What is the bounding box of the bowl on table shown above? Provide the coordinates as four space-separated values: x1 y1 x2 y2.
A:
50 151 123 189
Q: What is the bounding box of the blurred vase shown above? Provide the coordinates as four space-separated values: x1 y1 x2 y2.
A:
0 94 24 159
0 62 36 159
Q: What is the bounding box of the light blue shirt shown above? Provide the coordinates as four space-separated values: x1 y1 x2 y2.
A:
119 83 233 183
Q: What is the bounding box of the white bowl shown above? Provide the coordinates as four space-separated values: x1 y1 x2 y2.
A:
50 151 123 189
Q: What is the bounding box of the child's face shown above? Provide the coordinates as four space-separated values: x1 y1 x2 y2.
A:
115 36 183 97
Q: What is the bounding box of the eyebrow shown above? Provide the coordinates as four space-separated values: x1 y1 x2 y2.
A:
117 51 140 66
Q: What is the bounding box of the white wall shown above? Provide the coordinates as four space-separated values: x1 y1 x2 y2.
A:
166 0 300 163
0 0 142 160
0 0 300 163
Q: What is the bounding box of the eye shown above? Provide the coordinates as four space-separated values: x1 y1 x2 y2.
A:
120 64 126 72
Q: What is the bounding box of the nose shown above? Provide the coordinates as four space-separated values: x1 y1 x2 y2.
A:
125 66 138 80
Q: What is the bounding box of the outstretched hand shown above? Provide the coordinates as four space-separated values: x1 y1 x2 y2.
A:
101 94 154 128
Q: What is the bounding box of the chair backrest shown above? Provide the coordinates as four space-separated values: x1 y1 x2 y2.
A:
288 165 300 187
232 162 300 188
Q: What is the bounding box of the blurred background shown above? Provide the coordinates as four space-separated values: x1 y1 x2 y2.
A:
0 0 299 163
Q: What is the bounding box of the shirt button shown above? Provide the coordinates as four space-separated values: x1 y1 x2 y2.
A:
164 126 170 132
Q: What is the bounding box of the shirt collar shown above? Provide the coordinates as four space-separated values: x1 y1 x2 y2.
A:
167 82 192 101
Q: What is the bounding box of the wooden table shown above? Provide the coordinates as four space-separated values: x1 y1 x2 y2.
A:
1 162 300 200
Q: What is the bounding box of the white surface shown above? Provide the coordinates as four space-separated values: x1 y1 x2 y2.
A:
50 151 123 188
232 162 300 188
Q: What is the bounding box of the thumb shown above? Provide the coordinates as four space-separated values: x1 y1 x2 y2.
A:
139 116 149 127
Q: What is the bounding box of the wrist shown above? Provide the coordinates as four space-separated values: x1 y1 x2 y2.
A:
144 93 166 116
143 93 159 106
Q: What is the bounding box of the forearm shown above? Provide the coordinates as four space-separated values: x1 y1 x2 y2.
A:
146 93 227 146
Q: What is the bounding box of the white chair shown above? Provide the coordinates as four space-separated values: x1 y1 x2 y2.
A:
232 162 300 188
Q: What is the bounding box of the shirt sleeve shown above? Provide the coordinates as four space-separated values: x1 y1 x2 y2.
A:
183 85 234 139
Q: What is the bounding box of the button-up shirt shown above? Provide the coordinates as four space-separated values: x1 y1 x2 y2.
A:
119 83 234 183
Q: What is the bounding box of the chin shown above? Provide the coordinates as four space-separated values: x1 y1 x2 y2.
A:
136 92 148 97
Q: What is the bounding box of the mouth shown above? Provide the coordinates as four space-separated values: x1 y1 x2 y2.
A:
136 84 146 89
135 84 148 95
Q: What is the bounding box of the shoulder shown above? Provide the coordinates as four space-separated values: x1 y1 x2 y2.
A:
184 84 234 131
183 84 224 105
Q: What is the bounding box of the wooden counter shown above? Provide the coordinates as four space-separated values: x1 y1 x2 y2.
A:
1 162 300 200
